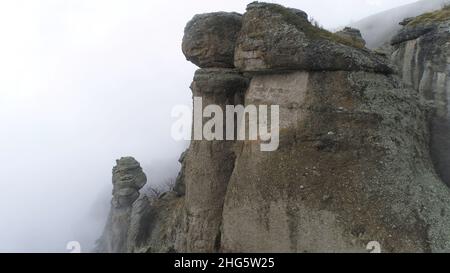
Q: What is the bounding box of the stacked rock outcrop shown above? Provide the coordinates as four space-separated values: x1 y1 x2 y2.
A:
96 157 147 253
182 12 250 252
97 2 450 253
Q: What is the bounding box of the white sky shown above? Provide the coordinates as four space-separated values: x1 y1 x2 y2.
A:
0 0 420 252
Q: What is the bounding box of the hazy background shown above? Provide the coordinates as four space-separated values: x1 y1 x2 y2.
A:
0 0 439 252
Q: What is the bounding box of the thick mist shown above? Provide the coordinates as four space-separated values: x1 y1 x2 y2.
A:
0 0 422 252
352 0 449 48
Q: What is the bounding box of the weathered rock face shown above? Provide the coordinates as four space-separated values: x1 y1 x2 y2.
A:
183 68 248 252
127 192 186 253
173 151 187 197
222 71 450 253
391 24 437 45
111 157 147 208
182 12 242 68
96 157 147 253
234 3 393 74
335 27 366 48
391 12 450 186
97 2 450 253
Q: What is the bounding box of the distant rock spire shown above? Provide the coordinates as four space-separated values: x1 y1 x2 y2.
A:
95 157 147 253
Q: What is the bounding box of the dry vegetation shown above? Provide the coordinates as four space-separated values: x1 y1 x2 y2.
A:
146 178 176 199
408 4 450 26
266 3 366 49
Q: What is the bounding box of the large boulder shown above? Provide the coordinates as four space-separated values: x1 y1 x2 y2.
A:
234 2 394 74
182 12 242 68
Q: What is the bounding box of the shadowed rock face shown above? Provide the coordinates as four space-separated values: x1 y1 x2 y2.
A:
97 2 450 253
391 14 450 187
183 68 249 252
182 12 242 68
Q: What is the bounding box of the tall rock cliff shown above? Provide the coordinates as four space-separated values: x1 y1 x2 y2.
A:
391 6 450 187
97 2 450 253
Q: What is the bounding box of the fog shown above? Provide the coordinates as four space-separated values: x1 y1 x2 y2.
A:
352 0 449 48
0 0 427 252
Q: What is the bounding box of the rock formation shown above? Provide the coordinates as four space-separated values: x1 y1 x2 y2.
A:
96 157 147 253
97 2 450 253
234 3 393 74
390 6 450 186
182 12 242 68
335 27 366 48
183 68 249 252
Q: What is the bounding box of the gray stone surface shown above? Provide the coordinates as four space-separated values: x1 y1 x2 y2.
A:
182 12 242 68
391 23 437 45
335 27 366 48
391 16 450 187
173 150 187 197
97 3 450 253
95 157 147 253
182 68 249 252
222 71 450 253
234 3 394 74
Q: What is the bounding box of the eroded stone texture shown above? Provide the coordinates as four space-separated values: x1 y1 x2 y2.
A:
234 3 393 74
182 12 242 68
391 18 450 186
183 68 249 252
173 150 188 197
97 2 450 254
111 157 147 208
221 71 450 253
335 27 366 48
128 193 187 253
96 157 147 253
